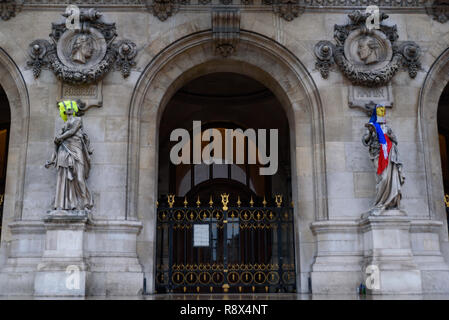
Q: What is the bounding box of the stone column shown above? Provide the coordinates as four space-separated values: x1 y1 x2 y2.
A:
360 210 422 295
33 211 90 297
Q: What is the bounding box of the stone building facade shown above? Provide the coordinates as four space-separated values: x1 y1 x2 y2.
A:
0 0 449 297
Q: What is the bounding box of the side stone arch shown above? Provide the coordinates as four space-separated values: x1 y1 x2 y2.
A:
0 47 30 242
127 30 327 293
419 47 449 242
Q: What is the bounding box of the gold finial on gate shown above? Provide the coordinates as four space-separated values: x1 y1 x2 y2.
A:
167 194 175 208
262 196 267 208
237 195 241 208
183 196 188 208
249 196 254 208
221 193 229 211
445 194 449 208
275 194 283 208
209 195 214 207
196 196 201 208
156 200 159 208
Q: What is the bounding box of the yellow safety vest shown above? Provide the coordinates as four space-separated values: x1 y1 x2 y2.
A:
58 100 79 122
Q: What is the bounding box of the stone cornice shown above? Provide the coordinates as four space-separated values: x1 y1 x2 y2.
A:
17 0 432 11
1 0 433 23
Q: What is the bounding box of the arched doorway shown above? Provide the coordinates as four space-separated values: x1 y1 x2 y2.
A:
155 73 295 293
437 84 449 223
128 31 327 294
0 86 10 240
419 47 449 238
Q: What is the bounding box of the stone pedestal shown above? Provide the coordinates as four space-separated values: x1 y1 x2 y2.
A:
33 210 90 297
85 219 144 296
410 220 449 293
0 221 45 296
360 210 422 295
310 220 363 294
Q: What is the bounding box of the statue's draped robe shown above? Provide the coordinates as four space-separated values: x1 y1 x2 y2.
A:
363 127 405 211
54 117 93 210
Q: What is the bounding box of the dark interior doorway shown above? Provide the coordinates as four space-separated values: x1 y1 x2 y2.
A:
0 86 11 240
438 83 449 220
155 73 296 293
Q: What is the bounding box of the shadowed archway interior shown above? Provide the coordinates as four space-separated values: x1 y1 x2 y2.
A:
0 86 10 239
155 72 296 293
438 83 449 221
158 72 292 204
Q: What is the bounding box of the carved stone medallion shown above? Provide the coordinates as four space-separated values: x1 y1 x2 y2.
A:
314 10 421 87
27 8 137 85
58 29 107 69
344 29 393 70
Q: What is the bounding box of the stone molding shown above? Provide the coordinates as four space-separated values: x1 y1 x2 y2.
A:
212 8 240 57
0 0 23 21
426 0 449 23
418 46 449 238
0 1 433 22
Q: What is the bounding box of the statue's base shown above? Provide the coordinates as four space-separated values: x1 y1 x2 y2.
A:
34 210 90 297
44 209 91 222
360 210 422 294
361 208 406 219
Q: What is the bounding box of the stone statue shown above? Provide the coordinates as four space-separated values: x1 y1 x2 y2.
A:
357 36 381 65
45 101 94 211
362 106 405 214
71 34 94 64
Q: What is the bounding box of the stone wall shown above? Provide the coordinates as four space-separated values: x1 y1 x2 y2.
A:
0 4 448 295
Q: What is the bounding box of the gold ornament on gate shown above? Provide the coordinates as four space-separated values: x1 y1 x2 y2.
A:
167 194 175 208
221 193 229 211
275 194 283 208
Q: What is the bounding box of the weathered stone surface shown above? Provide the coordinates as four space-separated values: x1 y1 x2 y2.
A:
1 6 449 298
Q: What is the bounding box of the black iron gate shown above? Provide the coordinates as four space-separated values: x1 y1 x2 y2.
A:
155 194 296 293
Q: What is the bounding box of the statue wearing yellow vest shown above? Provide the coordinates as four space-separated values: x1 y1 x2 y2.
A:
45 100 94 211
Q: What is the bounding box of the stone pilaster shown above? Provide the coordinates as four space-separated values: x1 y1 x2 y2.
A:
360 211 423 295
0 220 45 296
33 210 90 297
310 220 363 294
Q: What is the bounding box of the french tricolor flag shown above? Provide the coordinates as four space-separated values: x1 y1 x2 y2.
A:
369 107 392 175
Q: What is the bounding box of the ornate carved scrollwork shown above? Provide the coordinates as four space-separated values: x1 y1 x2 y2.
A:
399 41 421 78
314 41 335 79
27 8 137 85
27 39 50 78
426 0 449 23
0 0 22 21
114 40 138 78
264 0 304 21
314 10 421 87
150 0 179 21
212 8 240 58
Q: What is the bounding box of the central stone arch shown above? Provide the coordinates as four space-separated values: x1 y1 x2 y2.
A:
128 30 327 293
418 47 449 242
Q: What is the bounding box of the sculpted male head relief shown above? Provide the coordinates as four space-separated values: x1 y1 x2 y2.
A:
71 34 94 64
357 36 381 64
